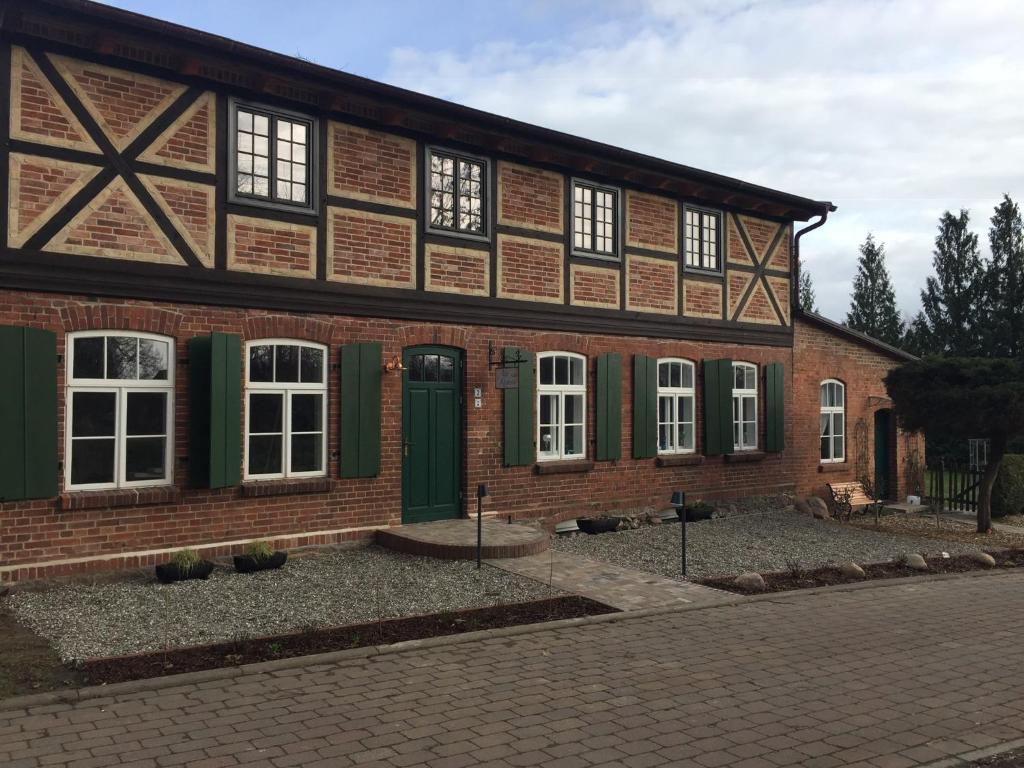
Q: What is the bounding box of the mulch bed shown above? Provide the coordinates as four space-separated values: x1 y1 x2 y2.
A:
81 596 616 686
700 549 1024 595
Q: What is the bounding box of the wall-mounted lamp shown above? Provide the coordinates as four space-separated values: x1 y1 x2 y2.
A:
384 354 404 373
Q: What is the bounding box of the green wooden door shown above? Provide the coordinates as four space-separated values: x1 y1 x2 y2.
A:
402 346 463 524
874 409 891 500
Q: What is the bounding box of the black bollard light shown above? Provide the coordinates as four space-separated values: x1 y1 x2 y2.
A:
476 484 490 569
671 490 687 577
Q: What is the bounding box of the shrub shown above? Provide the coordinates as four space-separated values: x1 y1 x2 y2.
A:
993 454 1024 518
171 548 201 575
247 540 274 561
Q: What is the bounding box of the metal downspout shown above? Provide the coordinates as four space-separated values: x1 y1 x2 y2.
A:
793 208 830 311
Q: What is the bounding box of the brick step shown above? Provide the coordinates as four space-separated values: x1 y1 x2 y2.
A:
375 519 549 560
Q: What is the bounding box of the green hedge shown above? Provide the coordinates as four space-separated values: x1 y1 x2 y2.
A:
993 454 1024 518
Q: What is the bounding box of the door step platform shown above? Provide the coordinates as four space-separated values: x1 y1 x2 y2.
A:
376 519 549 560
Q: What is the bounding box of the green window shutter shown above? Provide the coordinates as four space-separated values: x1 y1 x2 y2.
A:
632 354 657 459
703 359 734 456
189 332 242 489
765 362 785 453
0 327 57 501
503 347 534 466
595 353 622 461
340 342 382 478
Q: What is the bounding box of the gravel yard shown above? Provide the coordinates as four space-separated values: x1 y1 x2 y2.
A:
553 509 975 579
7 546 561 664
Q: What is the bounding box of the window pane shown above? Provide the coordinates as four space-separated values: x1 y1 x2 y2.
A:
821 385 829 407
291 434 323 473
735 366 744 390
126 392 166 436
72 392 116 437
138 339 169 380
821 437 830 460
565 394 583 424
659 423 672 451
125 437 166 482
837 385 844 407
539 356 554 385
439 355 454 382
106 337 137 379
670 363 681 388
658 363 670 388
820 413 831 438
73 337 104 379
539 425 556 455
742 396 755 422
248 435 282 475
833 413 844 437
680 364 693 389
71 438 115 485
658 395 672 423
249 393 283 434
570 357 583 386
564 425 583 456
539 394 556 424
680 396 693 424
834 436 844 460
555 356 568 385
424 355 439 382
275 345 299 383
250 345 274 382
680 423 694 450
409 354 424 382
743 422 756 447
291 393 323 433
300 347 324 383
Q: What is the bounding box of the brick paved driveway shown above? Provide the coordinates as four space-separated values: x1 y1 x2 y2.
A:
2 571 1023 767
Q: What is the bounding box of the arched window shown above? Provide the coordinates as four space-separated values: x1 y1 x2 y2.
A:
732 362 758 451
537 352 586 461
657 358 695 453
245 339 327 479
820 379 846 463
66 331 174 490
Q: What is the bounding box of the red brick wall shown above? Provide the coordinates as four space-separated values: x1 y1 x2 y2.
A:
626 255 677 314
497 235 563 303
227 216 315 278
570 265 620 309
425 244 489 296
626 191 677 253
497 162 563 234
327 209 415 288
10 47 98 152
0 290 801 580
683 280 723 320
792 318 923 502
327 121 416 208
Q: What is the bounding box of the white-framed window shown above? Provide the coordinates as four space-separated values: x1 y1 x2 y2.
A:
732 362 758 451
245 340 327 480
65 331 174 491
657 358 695 454
572 179 619 259
820 379 846 463
537 352 586 461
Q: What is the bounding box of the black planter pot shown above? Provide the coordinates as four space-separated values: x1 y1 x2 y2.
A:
577 517 620 535
154 560 215 584
677 505 715 522
233 551 288 574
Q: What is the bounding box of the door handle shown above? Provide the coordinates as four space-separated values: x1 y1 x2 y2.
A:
403 440 411 457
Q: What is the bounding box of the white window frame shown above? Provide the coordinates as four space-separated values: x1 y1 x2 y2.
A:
245 339 328 481
820 379 846 464
536 352 587 462
732 361 758 451
657 358 696 455
65 331 175 491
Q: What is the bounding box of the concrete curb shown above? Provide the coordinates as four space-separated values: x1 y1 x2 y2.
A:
918 737 1024 768
0 567 1018 713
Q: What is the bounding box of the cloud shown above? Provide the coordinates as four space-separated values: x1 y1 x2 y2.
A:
384 0 1024 321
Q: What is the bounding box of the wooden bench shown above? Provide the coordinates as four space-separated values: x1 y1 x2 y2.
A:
827 481 882 521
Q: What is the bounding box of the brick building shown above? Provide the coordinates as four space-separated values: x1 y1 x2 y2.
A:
0 0 921 581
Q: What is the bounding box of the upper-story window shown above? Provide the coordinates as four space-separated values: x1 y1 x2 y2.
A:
232 102 315 210
820 380 846 463
572 180 619 259
66 332 174 491
657 359 696 454
245 340 327 480
684 206 722 271
732 362 758 451
537 352 586 461
427 148 488 239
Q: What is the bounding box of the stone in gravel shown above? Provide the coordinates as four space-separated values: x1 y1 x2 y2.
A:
794 497 812 516
902 552 928 570
734 572 766 591
839 562 866 579
645 513 662 526
967 551 996 567
807 497 830 519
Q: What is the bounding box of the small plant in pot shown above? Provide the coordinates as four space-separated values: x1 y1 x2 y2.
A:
155 548 215 584
576 516 621 535
233 540 287 574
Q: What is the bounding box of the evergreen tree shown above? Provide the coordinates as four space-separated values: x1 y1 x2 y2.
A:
920 210 985 356
983 195 1024 357
798 267 818 313
902 311 934 358
846 234 904 345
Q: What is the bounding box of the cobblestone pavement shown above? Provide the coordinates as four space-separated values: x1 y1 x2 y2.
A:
2 571 1023 767
488 550 733 610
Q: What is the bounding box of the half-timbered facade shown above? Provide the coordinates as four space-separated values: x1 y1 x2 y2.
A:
0 0 922 581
